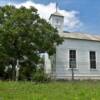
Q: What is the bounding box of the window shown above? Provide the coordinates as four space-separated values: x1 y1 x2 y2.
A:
56 19 59 24
69 50 76 68
90 51 96 69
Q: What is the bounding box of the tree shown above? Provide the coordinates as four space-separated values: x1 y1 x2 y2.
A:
0 5 63 81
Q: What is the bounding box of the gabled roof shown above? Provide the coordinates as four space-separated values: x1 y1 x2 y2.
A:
60 32 100 42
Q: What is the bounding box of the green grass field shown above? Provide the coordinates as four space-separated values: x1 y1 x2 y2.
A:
0 81 100 100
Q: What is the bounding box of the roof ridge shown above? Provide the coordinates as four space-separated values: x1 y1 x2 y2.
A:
60 32 100 42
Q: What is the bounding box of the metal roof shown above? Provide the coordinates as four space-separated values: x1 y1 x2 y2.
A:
60 32 100 42
49 11 64 19
51 11 64 17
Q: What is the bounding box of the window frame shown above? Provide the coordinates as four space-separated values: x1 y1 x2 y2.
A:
90 51 96 69
69 50 77 69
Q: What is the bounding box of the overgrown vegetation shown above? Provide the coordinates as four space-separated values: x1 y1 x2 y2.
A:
0 5 63 81
0 81 100 100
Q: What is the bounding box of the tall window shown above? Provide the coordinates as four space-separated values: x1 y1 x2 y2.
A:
90 51 96 69
69 50 76 68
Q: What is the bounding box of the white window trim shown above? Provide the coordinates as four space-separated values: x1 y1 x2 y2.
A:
68 49 78 69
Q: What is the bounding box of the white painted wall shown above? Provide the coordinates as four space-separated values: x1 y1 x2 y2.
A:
49 16 64 33
55 39 100 80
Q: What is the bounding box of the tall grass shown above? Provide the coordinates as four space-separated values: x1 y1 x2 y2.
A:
0 81 100 100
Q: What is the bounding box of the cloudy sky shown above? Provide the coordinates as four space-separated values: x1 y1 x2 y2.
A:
0 0 100 35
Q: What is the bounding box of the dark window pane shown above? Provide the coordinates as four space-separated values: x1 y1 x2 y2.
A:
69 50 76 68
90 51 96 69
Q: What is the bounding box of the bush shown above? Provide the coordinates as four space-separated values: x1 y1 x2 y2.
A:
19 64 36 81
32 67 50 82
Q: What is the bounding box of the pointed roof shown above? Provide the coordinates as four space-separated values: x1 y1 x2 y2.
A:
49 1 64 19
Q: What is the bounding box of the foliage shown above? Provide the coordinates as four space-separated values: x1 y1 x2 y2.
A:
0 5 63 80
32 66 50 82
19 60 36 81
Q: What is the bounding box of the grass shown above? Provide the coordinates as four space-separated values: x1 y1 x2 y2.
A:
0 81 100 100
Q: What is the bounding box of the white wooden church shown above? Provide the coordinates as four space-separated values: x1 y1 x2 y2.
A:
44 9 100 80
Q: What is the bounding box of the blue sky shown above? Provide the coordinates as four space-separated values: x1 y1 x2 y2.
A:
0 0 100 35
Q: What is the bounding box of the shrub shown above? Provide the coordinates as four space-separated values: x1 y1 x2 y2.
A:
32 67 50 82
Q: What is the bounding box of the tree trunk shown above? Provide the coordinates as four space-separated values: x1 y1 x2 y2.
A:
12 64 16 81
15 59 20 81
11 59 20 81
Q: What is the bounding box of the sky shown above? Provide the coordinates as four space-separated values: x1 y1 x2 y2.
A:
0 0 100 35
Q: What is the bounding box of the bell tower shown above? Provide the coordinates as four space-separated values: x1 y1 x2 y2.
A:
49 2 64 34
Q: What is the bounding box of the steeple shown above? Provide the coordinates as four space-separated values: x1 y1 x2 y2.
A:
49 1 64 34
56 0 58 12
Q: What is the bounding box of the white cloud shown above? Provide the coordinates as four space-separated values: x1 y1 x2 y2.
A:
12 1 82 31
